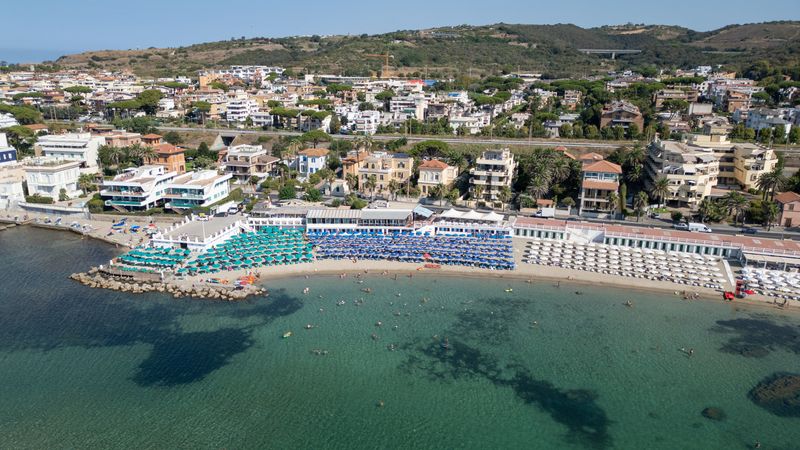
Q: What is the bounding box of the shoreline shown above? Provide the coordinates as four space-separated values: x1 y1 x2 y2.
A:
180 258 800 314
9 222 798 313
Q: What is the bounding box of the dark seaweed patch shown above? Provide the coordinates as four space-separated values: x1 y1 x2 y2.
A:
711 318 800 358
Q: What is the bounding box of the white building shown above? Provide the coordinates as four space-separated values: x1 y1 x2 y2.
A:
0 167 24 209
353 110 381 135
36 132 104 174
225 98 259 122
469 149 517 204
223 144 277 184
100 165 176 211
296 148 330 178
23 157 82 199
0 112 19 128
164 170 232 209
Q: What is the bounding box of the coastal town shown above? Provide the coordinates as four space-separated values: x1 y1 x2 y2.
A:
0 59 798 306
3 7 800 449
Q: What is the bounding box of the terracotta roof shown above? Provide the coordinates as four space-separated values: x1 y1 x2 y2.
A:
299 148 330 157
582 180 619 191
583 160 622 174
419 159 450 170
153 143 184 155
142 133 162 139
536 199 554 207
23 124 48 130
554 146 576 159
580 152 604 161
775 191 800 204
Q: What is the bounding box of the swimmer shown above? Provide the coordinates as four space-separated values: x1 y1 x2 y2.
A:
303 287 310 294
376 321 383 327
689 348 694 357
625 300 633 307
371 333 379 340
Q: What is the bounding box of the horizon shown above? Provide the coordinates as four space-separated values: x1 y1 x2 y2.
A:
1 0 799 64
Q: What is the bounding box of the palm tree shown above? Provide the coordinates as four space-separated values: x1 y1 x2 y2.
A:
723 191 749 226
626 144 646 167
78 173 95 195
472 184 485 203
345 173 359 192
387 179 400 201
633 191 649 222
497 186 512 211
550 157 570 183
762 200 779 231
649 176 670 208
354 135 375 152
137 145 157 165
526 176 549 199
433 183 446 206
756 168 786 201
607 191 619 216
625 164 642 185
365 174 378 201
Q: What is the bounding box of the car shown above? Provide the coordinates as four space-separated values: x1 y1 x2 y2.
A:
742 227 758 235
672 222 689 230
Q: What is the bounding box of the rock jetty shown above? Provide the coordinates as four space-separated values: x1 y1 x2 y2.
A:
69 271 265 301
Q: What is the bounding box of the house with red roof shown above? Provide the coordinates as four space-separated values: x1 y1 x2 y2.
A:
775 191 800 228
418 159 458 196
579 160 623 216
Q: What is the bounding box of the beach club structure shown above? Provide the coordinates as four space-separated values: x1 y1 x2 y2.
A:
106 205 800 299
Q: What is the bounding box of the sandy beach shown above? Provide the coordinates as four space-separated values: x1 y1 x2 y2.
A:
178 241 800 313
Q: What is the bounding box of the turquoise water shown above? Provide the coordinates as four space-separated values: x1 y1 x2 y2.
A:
1 227 799 449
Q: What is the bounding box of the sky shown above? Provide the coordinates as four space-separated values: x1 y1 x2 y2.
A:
1 0 798 63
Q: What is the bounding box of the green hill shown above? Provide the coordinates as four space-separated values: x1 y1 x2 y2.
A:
52 22 800 78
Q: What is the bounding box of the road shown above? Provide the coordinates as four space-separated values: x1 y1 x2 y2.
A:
156 126 631 149
158 126 800 154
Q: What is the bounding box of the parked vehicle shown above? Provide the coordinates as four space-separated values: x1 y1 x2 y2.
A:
742 227 758 235
673 222 689 230
534 207 555 218
687 222 712 233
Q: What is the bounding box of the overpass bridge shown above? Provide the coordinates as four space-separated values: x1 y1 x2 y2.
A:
578 48 642 59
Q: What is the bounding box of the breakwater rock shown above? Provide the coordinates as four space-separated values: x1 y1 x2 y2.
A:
69 272 266 301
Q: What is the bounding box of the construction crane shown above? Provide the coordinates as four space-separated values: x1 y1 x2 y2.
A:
364 52 394 78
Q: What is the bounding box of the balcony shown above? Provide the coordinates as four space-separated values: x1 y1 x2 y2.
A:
164 192 207 200
100 189 147 197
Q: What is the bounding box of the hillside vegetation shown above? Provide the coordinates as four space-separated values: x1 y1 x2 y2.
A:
52 22 800 78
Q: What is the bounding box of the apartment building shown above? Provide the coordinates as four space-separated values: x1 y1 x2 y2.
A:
683 134 777 190
23 157 83 199
418 159 459 196
653 89 699 109
469 149 516 204
100 165 176 211
578 160 622 215
225 98 259 122
35 132 104 173
358 152 413 195
353 110 381 135
164 170 232 209
746 108 793 137
599 100 644 130
644 138 719 208
223 145 279 184
562 90 582 110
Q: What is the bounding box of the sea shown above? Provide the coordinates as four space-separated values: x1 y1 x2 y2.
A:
1 226 799 449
